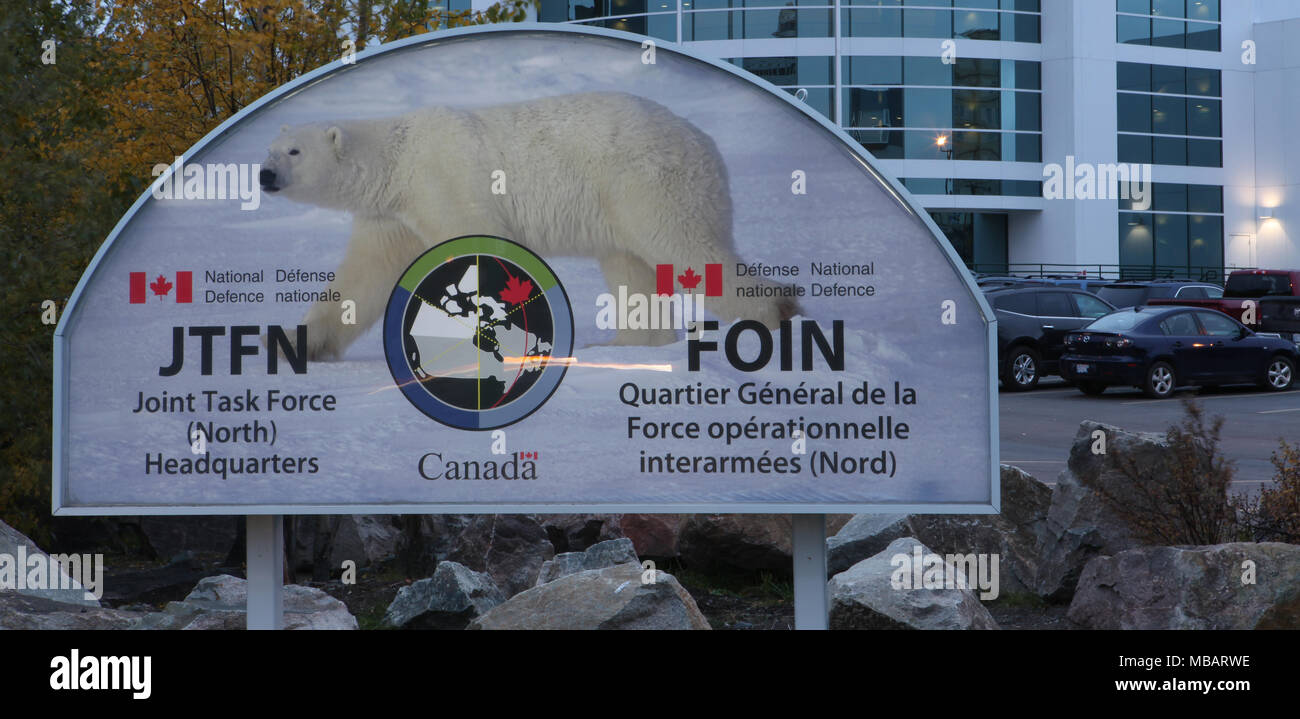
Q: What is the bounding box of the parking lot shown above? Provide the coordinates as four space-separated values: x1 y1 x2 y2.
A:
1000 379 1300 493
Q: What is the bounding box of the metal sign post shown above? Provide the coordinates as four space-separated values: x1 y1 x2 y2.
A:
246 515 284 630
792 514 829 630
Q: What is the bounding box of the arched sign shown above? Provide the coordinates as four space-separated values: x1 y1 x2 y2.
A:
53 25 998 515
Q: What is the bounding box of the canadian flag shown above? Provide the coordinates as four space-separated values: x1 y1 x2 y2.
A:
656 263 722 297
130 271 192 303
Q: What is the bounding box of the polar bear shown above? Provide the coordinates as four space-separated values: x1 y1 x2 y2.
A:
260 91 794 359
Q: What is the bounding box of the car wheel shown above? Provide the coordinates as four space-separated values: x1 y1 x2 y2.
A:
1143 361 1176 399
1004 348 1040 391
1262 355 1296 391
1078 382 1106 396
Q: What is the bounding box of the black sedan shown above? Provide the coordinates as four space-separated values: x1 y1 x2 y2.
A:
1059 306 1298 398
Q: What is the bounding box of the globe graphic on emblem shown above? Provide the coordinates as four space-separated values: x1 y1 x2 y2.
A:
383 236 573 430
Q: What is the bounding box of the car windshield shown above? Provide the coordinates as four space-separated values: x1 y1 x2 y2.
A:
1097 287 1148 307
1085 311 1148 332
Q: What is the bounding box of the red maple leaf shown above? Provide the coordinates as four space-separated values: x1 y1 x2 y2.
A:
677 267 702 290
150 274 172 298
500 274 533 306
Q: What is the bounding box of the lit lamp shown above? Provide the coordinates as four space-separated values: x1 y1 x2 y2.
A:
936 135 953 195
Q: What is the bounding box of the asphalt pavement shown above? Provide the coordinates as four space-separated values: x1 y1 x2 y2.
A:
999 378 1300 493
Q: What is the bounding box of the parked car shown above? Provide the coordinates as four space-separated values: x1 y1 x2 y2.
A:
1148 269 1300 330
1095 280 1223 309
986 286 1117 390
1059 305 1298 398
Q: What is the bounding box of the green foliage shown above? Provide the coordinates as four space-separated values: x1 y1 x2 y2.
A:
1237 440 1300 544
1083 398 1238 546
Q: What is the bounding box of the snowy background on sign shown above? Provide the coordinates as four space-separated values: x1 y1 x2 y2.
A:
62 31 993 508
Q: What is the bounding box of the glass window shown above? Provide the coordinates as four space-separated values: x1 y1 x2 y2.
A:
1185 21 1219 51
1073 293 1113 319
1118 63 1150 92
684 11 732 40
1188 215 1223 270
903 8 949 37
1187 98 1220 137
844 56 902 85
905 56 951 86
1014 133 1041 162
1177 286 1207 299
1187 0 1218 21
1152 95 1187 135
954 58 1000 88
1036 292 1074 317
1014 61 1041 90
953 130 1001 160
1150 18 1185 48
1205 286 1223 298
1196 311 1240 337
1154 184 1187 212
1120 214 1155 267
1187 185 1222 213
953 89 1000 129
994 292 1036 314
1013 92 1040 131
1009 11 1039 42
1118 94 1151 133
1186 67 1220 97
905 88 951 127
1154 213 1189 269
1151 0 1183 17
845 88 901 129
1153 136 1187 166
842 7 902 36
1090 311 1147 332
954 9 999 39
1187 139 1221 167
1117 14 1150 45
1118 134 1152 164
1160 312 1200 337
1117 0 1149 13
1151 64 1185 94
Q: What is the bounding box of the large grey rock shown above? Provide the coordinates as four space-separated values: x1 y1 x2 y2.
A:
1035 421 1150 601
828 538 999 630
132 574 357 630
537 514 623 553
137 516 237 559
0 593 143 630
469 563 710 630
907 465 1052 596
537 538 640 585
0 519 99 606
382 561 504 629
402 515 553 597
1068 543 1300 630
293 515 401 570
827 515 912 576
619 514 687 557
680 514 851 571
826 466 1051 595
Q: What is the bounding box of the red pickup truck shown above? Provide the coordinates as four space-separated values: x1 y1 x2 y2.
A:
1150 270 1300 338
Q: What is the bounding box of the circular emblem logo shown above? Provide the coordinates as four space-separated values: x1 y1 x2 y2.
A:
383 236 573 430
